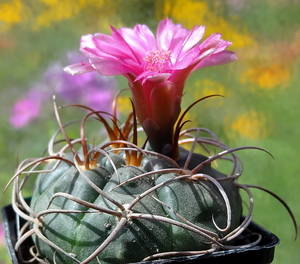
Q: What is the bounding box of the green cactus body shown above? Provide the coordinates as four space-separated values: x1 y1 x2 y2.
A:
30 148 242 264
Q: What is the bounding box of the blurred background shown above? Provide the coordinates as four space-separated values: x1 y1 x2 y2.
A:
0 0 299 263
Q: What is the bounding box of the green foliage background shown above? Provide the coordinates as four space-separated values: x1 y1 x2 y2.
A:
1 0 299 263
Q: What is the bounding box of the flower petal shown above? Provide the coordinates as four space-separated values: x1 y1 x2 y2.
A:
89 58 137 76
180 25 205 53
93 32 135 59
119 24 156 54
157 18 186 51
135 72 171 84
194 50 238 70
64 62 95 75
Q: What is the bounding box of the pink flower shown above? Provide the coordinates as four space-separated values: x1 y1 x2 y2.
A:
65 18 237 156
44 53 116 113
9 51 117 129
9 90 44 128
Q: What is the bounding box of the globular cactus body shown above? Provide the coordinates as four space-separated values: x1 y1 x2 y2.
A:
30 147 242 264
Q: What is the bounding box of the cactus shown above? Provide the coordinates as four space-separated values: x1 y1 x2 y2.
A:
29 145 242 264
7 18 297 264
9 100 260 264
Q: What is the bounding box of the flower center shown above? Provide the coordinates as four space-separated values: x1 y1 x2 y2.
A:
144 49 171 72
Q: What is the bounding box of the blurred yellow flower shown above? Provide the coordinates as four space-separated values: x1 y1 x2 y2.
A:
193 79 227 107
242 64 290 89
155 0 254 48
33 0 90 30
0 0 118 32
116 96 132 115
0 0 23 33
229 111 268 140
157 0 208 27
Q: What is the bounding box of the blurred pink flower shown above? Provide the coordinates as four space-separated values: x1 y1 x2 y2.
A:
44 52 116 112
9 90 44 128
0 222 5 245
65 19 237 155
10 52 116 129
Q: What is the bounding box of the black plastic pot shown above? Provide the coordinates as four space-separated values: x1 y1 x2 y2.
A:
2 203 279 264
